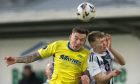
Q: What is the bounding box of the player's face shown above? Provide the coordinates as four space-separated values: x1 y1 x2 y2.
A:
70 32 87 51
91 37 107 53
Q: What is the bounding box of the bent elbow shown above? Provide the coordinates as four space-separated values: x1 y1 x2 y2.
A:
120 61 125 65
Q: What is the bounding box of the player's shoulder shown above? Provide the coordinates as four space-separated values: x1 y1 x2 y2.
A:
88 52 98 62
49 40 68 45
81 47 90 54
53 40 68 43
53 40 68 45
55 40 68 43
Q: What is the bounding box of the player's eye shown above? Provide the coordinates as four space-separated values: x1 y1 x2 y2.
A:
80 39 85 42
74 37 78 41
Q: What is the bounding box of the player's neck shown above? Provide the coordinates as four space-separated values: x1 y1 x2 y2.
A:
93 48 104 54
95 51 104 54
68 42 79 51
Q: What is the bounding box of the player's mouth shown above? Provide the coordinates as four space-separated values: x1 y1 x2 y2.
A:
74 45 81 50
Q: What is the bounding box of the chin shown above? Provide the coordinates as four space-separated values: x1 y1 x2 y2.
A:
74 48 79 51
74 47 80 51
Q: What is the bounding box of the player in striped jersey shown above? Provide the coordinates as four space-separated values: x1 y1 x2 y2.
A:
87 31 125 84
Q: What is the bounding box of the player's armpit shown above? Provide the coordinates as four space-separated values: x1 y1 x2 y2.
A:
15 52 42 63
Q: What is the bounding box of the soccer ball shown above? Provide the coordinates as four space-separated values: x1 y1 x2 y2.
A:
77 2 96 22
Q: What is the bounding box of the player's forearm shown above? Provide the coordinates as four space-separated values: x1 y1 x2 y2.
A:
110 47 125 65
15 52 42 63
95 72 113 84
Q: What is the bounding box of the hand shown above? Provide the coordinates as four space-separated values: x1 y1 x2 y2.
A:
105 34 112 50
4 56 16 66
80 75 90 84
112 69 121 77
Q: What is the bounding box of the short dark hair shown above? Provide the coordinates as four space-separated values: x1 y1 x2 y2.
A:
24 65 32 70
88 31 105 44
72 26 89 36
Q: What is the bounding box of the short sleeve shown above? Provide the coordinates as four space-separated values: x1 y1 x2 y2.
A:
88 56 101 77
38 41 57 59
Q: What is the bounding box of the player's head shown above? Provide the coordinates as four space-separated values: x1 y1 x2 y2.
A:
88 31 107 53
23 65 33 77
70 26 89 51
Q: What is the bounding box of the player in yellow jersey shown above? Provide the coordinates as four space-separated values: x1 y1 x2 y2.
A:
5 26 90 84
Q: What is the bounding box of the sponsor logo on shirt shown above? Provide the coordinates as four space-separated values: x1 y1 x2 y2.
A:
60 54 81 66
77 54 83 58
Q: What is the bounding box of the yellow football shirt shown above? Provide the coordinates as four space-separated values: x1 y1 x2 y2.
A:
38 40 90 84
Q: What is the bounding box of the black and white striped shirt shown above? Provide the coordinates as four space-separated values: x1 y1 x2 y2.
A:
88 50 113 84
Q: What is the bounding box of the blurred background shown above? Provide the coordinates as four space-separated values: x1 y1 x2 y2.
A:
0 0 140 84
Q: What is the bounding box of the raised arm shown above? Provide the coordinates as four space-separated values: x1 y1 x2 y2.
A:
106 34 125 65
5 52 42 66
109 47 125 65
5 41 57 66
